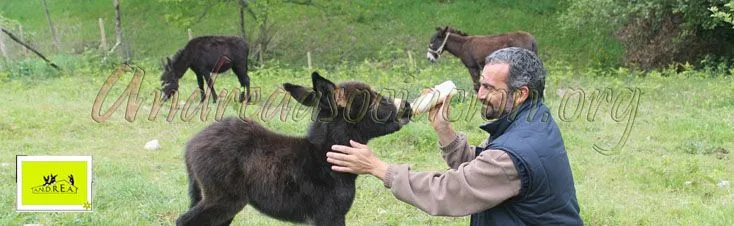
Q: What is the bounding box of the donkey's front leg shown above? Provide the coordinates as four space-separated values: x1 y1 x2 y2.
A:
469 67 481 93
203 73 218 103
194 73 207 103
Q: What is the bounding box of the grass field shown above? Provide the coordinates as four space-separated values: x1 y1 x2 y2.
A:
0 59 732 225
1 1 732 225
0 0 622 69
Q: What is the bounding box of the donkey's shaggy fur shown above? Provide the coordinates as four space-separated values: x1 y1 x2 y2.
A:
176 72 412 226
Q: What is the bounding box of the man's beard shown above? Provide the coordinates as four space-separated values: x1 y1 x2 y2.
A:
481 94 515 120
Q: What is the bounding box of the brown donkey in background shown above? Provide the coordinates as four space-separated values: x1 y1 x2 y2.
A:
427 26 537 92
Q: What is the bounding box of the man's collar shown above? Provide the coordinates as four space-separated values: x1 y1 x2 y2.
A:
479 99 539 137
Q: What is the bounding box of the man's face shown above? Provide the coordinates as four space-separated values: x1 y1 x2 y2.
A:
477 63 515 120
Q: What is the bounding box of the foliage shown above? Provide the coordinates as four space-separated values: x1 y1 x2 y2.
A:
560 0 734 70
710 1 734 28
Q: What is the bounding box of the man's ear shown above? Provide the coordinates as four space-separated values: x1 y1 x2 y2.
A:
283 83 318 106
514 86 530 105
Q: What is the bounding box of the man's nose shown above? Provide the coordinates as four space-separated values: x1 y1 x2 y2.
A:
477 88 488 100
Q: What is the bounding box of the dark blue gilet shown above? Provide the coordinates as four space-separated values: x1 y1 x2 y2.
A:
471 100 582 226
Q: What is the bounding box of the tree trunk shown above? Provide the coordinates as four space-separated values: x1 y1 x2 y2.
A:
41 0 61 51
113 0 130 63
239 3 246 39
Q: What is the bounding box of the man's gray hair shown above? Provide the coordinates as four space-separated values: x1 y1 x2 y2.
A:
484 47 546 99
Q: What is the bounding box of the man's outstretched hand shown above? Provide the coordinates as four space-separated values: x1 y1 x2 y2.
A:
328 140 389 181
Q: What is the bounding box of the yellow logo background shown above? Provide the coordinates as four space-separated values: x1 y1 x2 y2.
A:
21 161 88 205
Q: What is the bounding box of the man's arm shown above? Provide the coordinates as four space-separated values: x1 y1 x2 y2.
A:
432 101 478 169
382 149 521 217
438 132 479 169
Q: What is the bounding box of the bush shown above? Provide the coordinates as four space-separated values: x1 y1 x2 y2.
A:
560 0 734 70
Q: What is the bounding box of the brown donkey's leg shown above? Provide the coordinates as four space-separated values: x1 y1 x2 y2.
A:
469 67 481 93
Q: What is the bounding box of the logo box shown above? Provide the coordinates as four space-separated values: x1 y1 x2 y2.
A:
16 156 93 212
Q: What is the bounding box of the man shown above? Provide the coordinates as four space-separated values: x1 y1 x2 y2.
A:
327 47 582 225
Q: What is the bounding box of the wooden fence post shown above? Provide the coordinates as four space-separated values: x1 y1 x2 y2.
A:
307 51 312 70
19 24 28 56
407 50 415 74
0 26 8 60
98 18 108 51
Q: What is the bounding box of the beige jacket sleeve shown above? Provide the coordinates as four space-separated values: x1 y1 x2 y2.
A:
439 132 485 169
382 133 521 217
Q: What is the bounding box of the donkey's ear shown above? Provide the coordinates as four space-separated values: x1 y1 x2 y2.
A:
310 72 336 94
284 83 318 106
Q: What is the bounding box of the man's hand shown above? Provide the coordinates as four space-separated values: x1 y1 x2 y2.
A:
428 101 451 131
426 90 458 146
327 140 389 181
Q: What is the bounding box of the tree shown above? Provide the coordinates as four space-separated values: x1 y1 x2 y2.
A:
41 0 61 51
110 0 131 63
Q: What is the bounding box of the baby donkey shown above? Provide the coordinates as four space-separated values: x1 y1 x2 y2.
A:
177 72 413 226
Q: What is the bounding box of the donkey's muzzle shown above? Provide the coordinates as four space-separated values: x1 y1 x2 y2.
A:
398 100 413 125
426 52 438 63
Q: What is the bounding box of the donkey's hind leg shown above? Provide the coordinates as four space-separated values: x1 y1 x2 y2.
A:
232 64 251 104
186 165 202 208
314 214 345 226
175 197 247 226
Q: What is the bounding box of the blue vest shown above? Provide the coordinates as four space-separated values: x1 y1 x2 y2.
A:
471 100 582 226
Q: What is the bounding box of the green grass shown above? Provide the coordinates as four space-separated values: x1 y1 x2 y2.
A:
0 59 732 225
0 0 623 69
